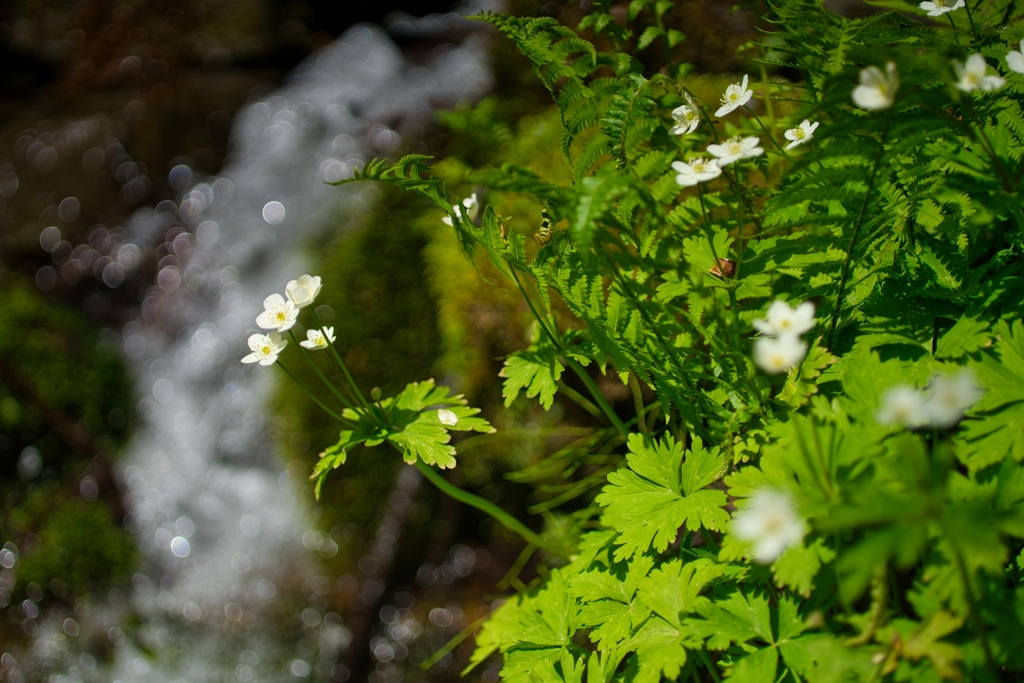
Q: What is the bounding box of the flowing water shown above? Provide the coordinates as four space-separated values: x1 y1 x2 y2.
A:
10 10 492 683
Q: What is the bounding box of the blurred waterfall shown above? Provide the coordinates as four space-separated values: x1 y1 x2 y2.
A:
21 13 491 683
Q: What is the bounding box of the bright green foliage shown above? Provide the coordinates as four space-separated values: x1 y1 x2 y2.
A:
597 435 728 561
501 335 565 410
332 0 1024 680
311 379 493 495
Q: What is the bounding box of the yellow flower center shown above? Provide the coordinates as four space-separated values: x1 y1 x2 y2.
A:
763 515 783 534
261 345 272 355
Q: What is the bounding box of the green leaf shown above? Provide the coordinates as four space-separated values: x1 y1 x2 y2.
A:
597 434 730 561
777 338 838 409
771 537 836 597
636 26 663 50
727 646 778 683
500 342 565 410
628 616 695 683
935 314 990 360
635 557 725 627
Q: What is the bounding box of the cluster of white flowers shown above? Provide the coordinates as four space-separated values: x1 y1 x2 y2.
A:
732 489 805 563
673 137 764 188
876 369 983 429
442 193 480 227
242 274 326 366
752 300 815 374
854 46 1019 112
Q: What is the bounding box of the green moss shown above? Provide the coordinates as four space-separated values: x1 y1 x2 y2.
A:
0 277 136 608
9 485 136 593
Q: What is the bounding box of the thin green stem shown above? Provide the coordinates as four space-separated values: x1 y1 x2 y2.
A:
697 184 742 340
508 262 561 347
414 460 573 560
421 614 491 671
698 650 723 683
744 106 794 164
628 372 648 434
275 362 356 428
288 330 358 412
946 13 961 44
950 541 996 673
827 115 891 349
961 1 980 40
506 259 630 435
557 380 605 420
963 96 1015 193
564 357 629 437
310 308 373 412
758 61 776 126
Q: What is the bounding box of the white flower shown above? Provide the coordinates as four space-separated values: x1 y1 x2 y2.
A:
753 334 807 375
715 75 753 117
255 293 299 332
285 274 322 309
919 0 964 16
706 136 764 167
753 300 816 337
669 95 701 135
241 332 287 366
784 120 820 150
852 62 899 111
437 409 459 427
954 54 1005 93
672 158 721 187
300 326 335 350
1007 40 1024 74
876 384 929 427
732 490 805 564
442 193 480 226
924 370 984 428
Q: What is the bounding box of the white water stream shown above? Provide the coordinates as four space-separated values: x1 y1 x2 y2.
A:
12 10 492 683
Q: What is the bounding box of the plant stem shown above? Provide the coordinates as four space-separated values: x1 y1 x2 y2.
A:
962 96 1015 193
288 330 358 412
826 116 891 349
697 184 742 340
962 0 980 40
507 259 630 435
557 380 605 420
946 14 961 44
310 308 373 412
508 262 561 347
744 106 794 163
950 541 996 673
421 614 491 671
564 357 630 437
414 460 573 560
698 650 723 683
628 372 648 434
275 362 356 428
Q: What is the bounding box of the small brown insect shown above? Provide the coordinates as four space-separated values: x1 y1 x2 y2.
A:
709 258 736 277
536 217 554 246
